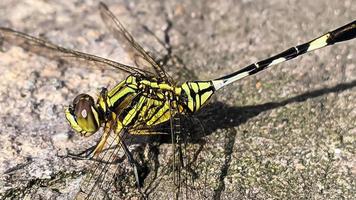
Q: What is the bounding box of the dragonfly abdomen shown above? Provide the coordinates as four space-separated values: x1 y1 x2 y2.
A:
179 81 215 113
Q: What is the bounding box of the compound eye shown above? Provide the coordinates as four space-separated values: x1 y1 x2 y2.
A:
73 94 94 106
65 94 100 136
73 94 94 118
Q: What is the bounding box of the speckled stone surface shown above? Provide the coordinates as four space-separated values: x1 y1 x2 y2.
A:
0 0 355 199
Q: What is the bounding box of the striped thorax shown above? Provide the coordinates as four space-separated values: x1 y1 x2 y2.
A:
65 75 216 137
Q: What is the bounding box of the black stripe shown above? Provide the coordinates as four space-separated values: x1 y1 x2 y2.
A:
111 92 131 109
146 100 166 123
127 84 138 90
149 102 169 125
249 42 312 75
295 43 309 54
198 86 214 95
118 93 142 122
188 83 197 112
327 20 356 44
216 20 356 82
197 82 202 108
108 83 125 98
137 101 157 125
138 96 149 117
125 96 146 127
217 64 256 80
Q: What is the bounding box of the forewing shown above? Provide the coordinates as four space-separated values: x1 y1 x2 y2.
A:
99 2 169 82
0 27 152 76
77 130 138 199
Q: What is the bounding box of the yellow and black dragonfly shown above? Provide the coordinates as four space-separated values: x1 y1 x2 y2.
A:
0 2 355 199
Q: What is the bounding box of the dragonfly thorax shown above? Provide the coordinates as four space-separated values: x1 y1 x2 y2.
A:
65 75 216 137
104 75 182 131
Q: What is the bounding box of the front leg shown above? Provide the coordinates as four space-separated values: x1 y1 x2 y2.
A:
115 129 149 196
91 121 113 157
66 121 113 160
65 145 96 160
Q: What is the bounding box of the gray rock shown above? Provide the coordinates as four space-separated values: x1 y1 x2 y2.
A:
0 0 355 199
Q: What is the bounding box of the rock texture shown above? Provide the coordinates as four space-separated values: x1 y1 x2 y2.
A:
0 0 355 199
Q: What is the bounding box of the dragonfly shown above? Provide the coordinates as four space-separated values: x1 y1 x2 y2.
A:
0 2 355 199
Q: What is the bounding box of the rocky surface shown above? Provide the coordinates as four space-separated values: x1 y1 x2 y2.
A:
0 0 355 199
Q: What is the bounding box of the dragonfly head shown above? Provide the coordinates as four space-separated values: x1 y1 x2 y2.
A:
65 94 100 136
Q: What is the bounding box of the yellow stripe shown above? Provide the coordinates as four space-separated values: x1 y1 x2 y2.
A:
91 106 100 126
201 91 213 106
270 57 287 66
115 120 123 133
147 106 157 123
307 33 330 52
108 80 125 97
158 83 174 91
138 98 155 122
198 82 212 90
191 82 199 93
109 87 134 107
147 102 169 125
141 80 158 88
65 109 83 133
140 80 174 91
140 104 148 118
174 87 182 95
157 106 172 124
123 96 146 125
98 97 107 110
195 93 200 110
126 75 137 84
146 100 156 117
140 80 150 85
157 93 164 99
182 84 194 111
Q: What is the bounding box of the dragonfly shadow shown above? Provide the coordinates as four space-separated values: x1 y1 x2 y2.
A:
195 79 356 199
198 79 356 135
115 80 356 196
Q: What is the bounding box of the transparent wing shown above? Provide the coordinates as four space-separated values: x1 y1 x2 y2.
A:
76 96 164 199
76 130 140 200
0 27 153 76
99 2 170 82
75 102 202 199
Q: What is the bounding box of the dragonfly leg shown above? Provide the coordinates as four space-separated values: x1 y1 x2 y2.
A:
64 122 112 160
65 145 97 160
119 137 142 188
91 122 112 157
